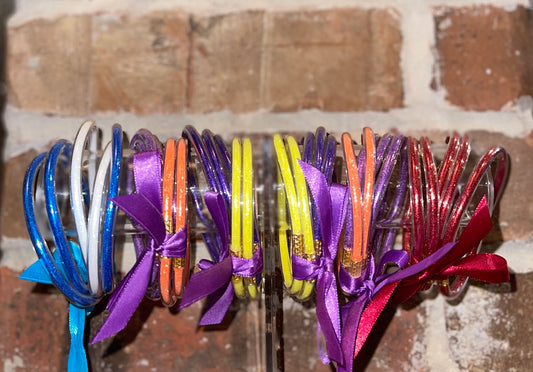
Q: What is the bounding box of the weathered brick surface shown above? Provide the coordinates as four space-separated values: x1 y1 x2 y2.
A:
283 296 427 372
0 267 70 371
188 11 264 113
435 6 533 110
88 300 261 371
1 149 38 239
90 12 189 114
363 303 429 372
2 269 532 371
7 15 91 116
7 8 404 115
264 9 403 112
445 274 533 371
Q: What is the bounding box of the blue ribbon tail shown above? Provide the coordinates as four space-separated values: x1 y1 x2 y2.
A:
68 304 93 372
20 258 53 284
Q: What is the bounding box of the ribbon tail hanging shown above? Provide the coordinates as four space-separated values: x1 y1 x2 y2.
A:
198 281 235 326
68 304 93 372
338 294 371 372
316 273 343 365
90 249 155 344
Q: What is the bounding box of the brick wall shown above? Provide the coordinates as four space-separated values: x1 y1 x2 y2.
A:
1 1 533 371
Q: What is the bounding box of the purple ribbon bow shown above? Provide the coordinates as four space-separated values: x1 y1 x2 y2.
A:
179 191 263 326
292 160 349 365
91 151 187 344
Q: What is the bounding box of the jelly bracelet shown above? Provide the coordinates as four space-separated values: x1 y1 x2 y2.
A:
23 143 94 305
301 127 337 253
182 125 223 261
231 137 262 300
160 138 190 306
273 134 315 300
70 121 123 295
92 149 188 343
370 134 407 258
438 145 509 297
341 129 375 278
22 141 97 372
203 129 231 208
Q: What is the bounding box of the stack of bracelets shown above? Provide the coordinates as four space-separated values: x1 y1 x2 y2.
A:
21 123 510 372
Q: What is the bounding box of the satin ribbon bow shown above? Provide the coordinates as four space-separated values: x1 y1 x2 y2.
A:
291 160 348 365
91 151 187 343
179 191 263 326
343 197 509 370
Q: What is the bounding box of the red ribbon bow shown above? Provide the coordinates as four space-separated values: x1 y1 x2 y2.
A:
352 197 509 359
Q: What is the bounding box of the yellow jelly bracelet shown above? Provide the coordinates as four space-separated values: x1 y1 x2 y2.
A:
231 137 261 299
231 138 246 298
273 134 315 300
242 138 260 299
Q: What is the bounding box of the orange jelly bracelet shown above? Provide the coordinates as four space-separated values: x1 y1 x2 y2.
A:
173 138 189 297
160 139 178 306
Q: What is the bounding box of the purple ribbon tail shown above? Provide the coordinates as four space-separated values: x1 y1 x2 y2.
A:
338 294 370 372
198 281 235 326
91 248 155 344
179 256 234 325
316 272 343 364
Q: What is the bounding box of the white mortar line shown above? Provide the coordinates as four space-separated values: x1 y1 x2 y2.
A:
424 295 461 372
5 103 533 159
9 0 531 27
399 0 446 107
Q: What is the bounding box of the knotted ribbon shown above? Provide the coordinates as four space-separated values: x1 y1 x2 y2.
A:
292 160 348 365
179 191 263 326
340 197 509 371
91 151 187 343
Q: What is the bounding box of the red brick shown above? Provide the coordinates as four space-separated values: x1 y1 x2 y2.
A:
188 11 264 113
363 303 428 372
435 6 533 110
90 11 189 114
1 149 39 239
0 267 69 371
7 15 91 115
264 8 403 112
88 299 262 371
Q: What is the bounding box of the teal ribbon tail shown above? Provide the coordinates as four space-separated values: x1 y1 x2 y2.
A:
68 304 93 372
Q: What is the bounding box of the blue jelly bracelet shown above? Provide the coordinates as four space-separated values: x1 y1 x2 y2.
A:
44 140 93 295
24 152 96 306
101 124 123 292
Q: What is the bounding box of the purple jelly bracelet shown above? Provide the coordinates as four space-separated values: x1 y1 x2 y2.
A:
321 134 336 184
182 126 226 261
372 138 409 257
202 129 231 208
314 127 326 171
303 132 315 164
